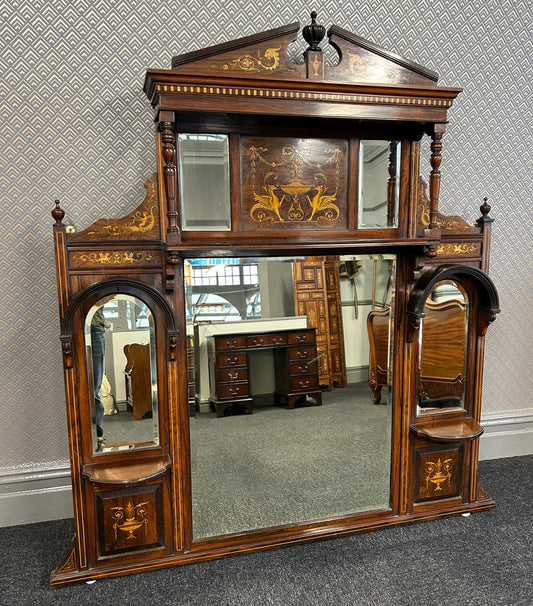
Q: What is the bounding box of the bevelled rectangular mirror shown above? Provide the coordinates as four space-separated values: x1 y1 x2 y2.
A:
358 140 400 228
184 255 396 539
178 134 231 231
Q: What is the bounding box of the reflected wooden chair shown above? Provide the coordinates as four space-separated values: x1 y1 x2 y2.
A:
367 308 390 405
124 343 152 420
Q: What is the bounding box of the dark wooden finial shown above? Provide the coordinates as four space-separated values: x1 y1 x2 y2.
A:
476 196 493 229
52 199 65 226
480 197 491 218
303 10 326 51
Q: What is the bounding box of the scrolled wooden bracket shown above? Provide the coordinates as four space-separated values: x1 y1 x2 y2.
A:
406 310 424 343
165 251 180 293
479 307 498 336
169 334 178 361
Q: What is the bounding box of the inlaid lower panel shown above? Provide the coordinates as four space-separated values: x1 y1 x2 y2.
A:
94 482 168 560
414 444 463 503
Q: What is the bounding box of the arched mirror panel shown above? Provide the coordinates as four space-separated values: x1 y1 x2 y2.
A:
84 294 159 454
417 280 469 415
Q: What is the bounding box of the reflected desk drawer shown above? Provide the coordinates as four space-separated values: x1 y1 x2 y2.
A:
216 352 248 368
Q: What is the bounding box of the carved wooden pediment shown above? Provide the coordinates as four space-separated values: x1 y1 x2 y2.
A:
167 12 439 86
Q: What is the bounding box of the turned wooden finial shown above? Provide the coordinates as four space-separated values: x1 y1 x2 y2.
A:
303 10 326 51
480 197 491 218
303 10 326 79
476 196 493 229
52 200 65 226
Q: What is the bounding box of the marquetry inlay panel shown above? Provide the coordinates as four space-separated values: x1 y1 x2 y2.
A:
95 484 165 558
436 242 482 257
415 446 462 502
241 136 348 230
69 250 162 269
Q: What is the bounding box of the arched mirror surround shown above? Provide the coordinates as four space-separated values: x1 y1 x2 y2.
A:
84 294 159 454
59 278 180 463
407 265 500 422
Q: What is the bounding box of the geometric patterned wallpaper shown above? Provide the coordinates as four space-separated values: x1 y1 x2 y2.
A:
1 0 531 473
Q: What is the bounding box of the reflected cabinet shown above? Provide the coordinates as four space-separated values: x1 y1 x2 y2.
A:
50 13 500 586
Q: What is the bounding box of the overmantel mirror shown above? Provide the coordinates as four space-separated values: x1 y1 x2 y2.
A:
50 13 499 586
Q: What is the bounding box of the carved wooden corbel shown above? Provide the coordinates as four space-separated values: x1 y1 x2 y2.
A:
61 338 73 368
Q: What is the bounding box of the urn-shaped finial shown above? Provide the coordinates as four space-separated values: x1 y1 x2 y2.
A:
52 200 65 226
302 10 326 51
480 197 491 218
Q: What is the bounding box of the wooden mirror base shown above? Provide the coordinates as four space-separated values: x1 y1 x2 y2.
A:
51 497 494 587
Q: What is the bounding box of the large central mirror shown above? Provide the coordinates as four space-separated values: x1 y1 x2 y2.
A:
85 294 159 454
185 254 396 539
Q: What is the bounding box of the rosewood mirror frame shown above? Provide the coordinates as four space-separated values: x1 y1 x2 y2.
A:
50 15 500 586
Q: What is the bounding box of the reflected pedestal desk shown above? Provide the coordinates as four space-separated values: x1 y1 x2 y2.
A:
207 327 322 417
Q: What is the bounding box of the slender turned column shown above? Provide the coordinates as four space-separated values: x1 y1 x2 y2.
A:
159 120 180 241
386 141 398 226
428 131 443 232
426 128 444 256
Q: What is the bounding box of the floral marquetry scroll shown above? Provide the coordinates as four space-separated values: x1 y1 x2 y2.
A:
69 175 161 242
241 137 348 230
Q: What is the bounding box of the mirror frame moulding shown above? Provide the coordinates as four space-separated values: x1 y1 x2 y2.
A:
60 278 180 464
406 265 500 341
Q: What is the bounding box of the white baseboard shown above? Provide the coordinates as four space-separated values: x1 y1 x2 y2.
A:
479 409 533 460
0 409 531 528
0 466 73 527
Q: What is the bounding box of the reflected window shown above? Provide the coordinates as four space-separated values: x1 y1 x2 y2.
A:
185 259 261 322
178 134 231 231
358 140 400 228
85 295 159 454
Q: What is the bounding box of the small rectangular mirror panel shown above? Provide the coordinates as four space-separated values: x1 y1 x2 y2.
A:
178 134 231 231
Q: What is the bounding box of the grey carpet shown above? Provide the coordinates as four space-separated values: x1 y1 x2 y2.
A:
190 382 392 538
0 456 531 605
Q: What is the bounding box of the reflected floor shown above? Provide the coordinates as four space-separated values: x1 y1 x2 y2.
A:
190 382 392 540
99 410 156 452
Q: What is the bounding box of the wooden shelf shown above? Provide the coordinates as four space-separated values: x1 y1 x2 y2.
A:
82 455 171 485
410 417 484 442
